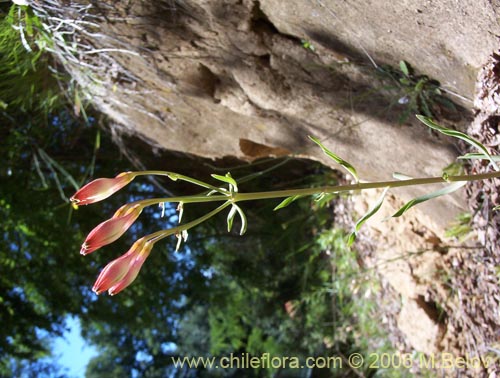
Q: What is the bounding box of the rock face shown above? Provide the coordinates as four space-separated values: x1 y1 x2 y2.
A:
38 0 500 227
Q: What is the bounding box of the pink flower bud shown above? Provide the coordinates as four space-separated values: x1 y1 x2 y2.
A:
70 172 135 205
80 204 143 255
92 238 153 295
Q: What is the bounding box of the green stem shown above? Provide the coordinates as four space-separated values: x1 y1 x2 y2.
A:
132 170 500 207
146 201 232 243
133 170 227 194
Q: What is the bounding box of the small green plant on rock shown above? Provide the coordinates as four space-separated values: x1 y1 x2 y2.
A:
377 61 458 123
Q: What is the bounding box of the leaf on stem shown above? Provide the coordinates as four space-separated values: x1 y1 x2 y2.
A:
399 60 410 76
392 172 413 180
227 205 237 232
457 153 500 162
37 148 80 190
168 172 227 193
235 204 247 235
166 173 179 181
308 136 359 182
226 204 247 235
348 187 389 246
392 181 466 217
416 115 499 170
177 202 184 223
273 195 302 211
236 205 247 235
211 173 238 192
175 230 189 252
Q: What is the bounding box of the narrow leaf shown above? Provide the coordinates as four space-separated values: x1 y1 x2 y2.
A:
308 136 359 182
392 181 466 217
274 195 302 211
348 187 389 246
417 115 499 170
177 202 184 224
38 148 80 190
32 153 49 189
234 204 247 235
399 60 410 76
175 233 182 252
211 173 238 192
392 172 413 180
167 173 179 181
457 153 500 162
226 205 237 232
169 172 228 193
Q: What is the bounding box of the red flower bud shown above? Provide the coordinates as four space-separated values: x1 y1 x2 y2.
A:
80 204 142 255
70 172 135 205
92 238 153 295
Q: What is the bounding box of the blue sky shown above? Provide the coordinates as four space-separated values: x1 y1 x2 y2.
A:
52 316 97 378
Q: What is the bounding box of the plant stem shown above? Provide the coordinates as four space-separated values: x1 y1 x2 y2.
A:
133 170 500 206
146 201 232 243
234 171 500 202
133 170 226 193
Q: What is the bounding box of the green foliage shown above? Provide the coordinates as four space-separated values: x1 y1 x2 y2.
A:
0 111 135 376
417 115 499 170
316 229 397 374
348 187 388 245
308 136 359 182
301 39 315 51
0 5 61 119
0 6 138 370
393 181 466 217
273 194 302 211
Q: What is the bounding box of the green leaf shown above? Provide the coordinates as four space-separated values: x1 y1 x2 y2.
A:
392 172 413 180
399 61 410 76
348 187 389 246
392 181 466 217
399 78 411 85
234 204 247 235
227 205 237 232
416 115 499 171
314 192 336 208
211 173 238 192
25 10 33 37
308 136 359 182
273 195 302 211
419 94 433 118
166 173 179 181
32 153 49 190
457 153 500 162
177 202 184 224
